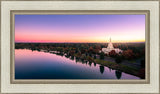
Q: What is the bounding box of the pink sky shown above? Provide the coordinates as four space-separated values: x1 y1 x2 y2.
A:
15 15 145 43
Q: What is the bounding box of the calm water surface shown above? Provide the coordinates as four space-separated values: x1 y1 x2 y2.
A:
15 49 140 79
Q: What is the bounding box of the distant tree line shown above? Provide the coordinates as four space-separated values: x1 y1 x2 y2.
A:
15 43 145 64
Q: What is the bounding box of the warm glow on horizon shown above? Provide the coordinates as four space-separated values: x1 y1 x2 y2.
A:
15 15 145 43
15 39 145 43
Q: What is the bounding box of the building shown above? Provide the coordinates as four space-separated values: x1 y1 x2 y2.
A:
100 38 123 54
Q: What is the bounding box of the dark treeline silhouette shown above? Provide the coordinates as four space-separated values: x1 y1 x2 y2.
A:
15 42 145 61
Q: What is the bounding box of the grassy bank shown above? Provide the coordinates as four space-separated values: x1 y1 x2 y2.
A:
94 59 139 77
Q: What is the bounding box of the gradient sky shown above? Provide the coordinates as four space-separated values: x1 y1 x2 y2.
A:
15 15 145 43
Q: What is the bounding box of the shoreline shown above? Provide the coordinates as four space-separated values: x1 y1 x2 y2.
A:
71 53 144 79
39 49 144 79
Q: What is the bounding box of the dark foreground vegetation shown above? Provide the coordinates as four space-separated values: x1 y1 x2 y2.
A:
15 43 145 79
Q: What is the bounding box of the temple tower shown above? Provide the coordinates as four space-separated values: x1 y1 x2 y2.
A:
107 38 114 49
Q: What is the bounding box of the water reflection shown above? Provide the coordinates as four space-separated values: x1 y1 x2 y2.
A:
15 49 140 79
100 66 104 74
94 63 96 67
88 62 92 66
71 56 74 60
115 70 122 79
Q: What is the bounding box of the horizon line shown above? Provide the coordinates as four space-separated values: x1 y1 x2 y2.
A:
15 42 145 43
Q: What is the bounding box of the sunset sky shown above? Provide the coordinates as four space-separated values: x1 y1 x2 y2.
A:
15 15 145 43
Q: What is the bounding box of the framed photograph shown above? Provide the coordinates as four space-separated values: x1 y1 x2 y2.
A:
0 0 159 94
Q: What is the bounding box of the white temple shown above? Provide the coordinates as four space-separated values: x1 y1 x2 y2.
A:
100 38 123 54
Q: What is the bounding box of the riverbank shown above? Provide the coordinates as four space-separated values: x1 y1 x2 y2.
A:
32 49 145 79
94 59 141 78
61 52 144 79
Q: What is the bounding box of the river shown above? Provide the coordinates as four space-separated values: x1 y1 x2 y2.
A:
15 49 140 79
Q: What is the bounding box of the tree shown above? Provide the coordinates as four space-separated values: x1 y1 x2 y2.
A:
57 47 63 52
87 56 94 62
80 49 86 54
93 49 99 54
77 52 82 58
89 52 92 57
140 59 145 68
95 45 101 49
69 50 75 56
138 68 145 79
122 49 134 60
88 47 93 53
100 52 105 60
115 56 122 63
109 50 117 57
85 53 88 56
